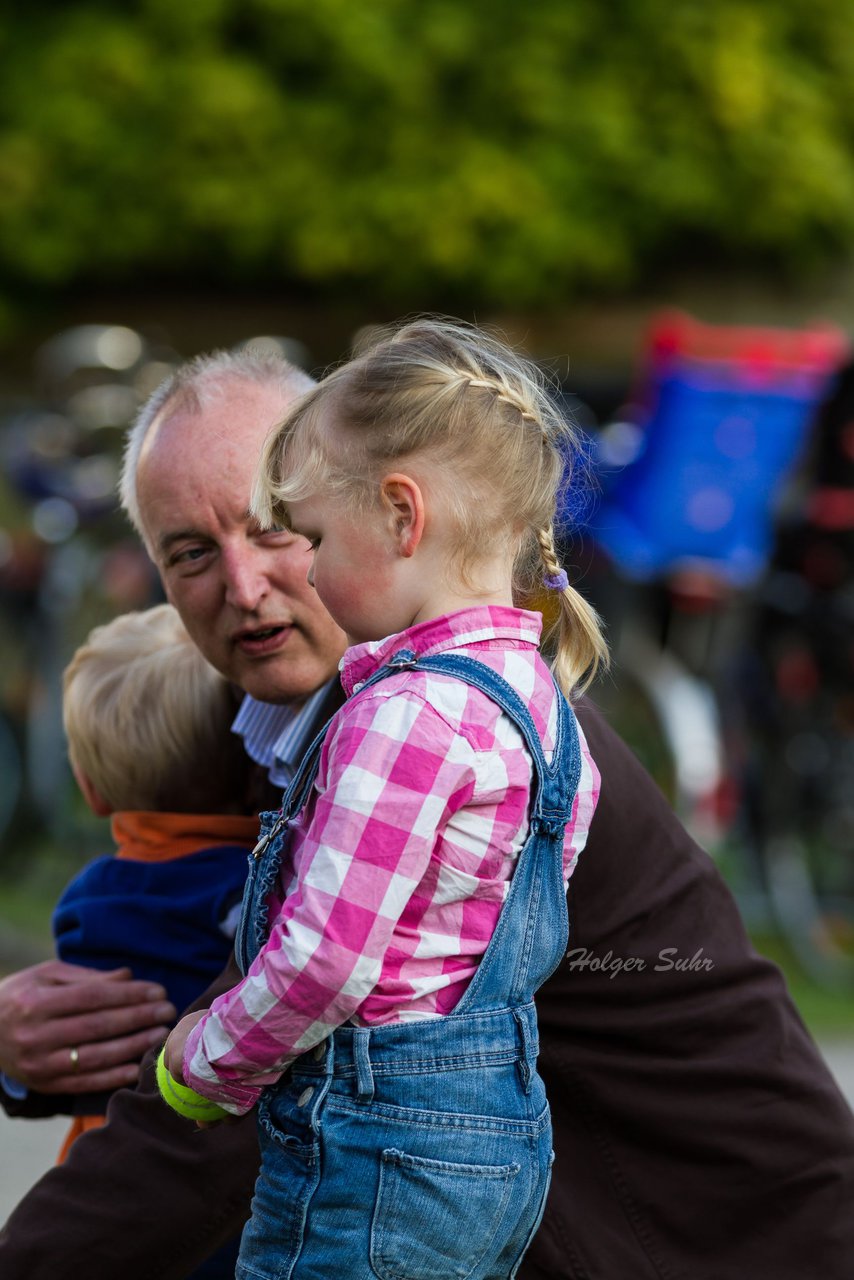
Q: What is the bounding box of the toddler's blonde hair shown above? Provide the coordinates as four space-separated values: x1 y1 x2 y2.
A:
63 604 247 813
254 317 607 696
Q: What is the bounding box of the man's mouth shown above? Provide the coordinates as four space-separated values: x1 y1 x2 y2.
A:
234 624 292 654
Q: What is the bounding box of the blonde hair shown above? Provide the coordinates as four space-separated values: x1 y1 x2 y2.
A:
254 317 608 696
63 604 248 813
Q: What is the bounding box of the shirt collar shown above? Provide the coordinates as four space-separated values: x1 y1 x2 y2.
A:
232 680 337 787
339 606 543 696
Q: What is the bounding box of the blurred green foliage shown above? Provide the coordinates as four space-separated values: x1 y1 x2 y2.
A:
1 0 853 311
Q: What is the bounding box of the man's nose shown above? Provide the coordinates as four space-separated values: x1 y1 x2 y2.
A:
223 548 269 611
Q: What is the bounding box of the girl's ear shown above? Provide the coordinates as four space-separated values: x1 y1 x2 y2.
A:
380 472 425 557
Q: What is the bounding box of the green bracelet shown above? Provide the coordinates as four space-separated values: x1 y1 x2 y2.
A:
155 1046 230 1123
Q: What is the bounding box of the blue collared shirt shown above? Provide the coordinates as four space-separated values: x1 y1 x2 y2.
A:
230 681 337 789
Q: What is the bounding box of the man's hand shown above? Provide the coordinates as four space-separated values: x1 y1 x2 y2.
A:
0 960 176 1094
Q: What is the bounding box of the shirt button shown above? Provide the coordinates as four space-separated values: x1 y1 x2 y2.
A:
353 681 365 693
312 1041 327 1061
296 1086 315 1108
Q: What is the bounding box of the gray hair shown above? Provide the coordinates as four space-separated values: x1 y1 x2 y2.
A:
120 347 316 545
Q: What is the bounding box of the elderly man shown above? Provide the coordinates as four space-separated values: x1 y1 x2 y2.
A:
1 349 853 1280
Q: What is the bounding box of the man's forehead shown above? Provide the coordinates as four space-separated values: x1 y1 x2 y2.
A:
154 379 290 440
137 400 270 536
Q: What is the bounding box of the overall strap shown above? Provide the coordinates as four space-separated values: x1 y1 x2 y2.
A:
392 650 581 1011
236 718 337 974
247 704 342 876
368 649 582 1010
396 649 581 820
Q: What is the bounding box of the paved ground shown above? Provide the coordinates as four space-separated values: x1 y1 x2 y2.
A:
2 1042 854 1230
0 1110 70 1226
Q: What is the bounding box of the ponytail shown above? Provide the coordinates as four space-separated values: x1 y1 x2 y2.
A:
536 526 608 697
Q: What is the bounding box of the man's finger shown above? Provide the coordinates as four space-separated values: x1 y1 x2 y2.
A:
29 1025 172 1094
36 1000 177 1053
27 978 172 1025
38 1061 143 1096
37 960 137 987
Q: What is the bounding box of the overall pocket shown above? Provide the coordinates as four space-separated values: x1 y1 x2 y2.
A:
370 1147 520 1280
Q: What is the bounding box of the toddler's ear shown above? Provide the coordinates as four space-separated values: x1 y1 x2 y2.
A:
380 473 425 557
71 762 113 817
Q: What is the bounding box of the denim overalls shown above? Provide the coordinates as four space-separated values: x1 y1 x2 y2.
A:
234 649 581 1280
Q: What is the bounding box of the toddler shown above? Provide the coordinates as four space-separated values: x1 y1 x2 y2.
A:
55 603 258 1155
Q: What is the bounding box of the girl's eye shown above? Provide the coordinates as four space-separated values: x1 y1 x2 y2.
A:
308 537 321 550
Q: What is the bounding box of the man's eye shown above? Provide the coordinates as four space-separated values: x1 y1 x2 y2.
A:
169 546 208 567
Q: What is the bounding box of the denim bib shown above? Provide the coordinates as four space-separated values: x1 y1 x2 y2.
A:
234 649 581 1280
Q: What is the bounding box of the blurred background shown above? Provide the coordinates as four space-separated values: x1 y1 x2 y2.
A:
0 0 852 1036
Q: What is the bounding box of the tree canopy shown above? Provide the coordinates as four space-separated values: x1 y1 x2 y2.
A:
1 0 853 311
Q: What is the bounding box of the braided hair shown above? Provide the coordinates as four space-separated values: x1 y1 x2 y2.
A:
255 317 607 695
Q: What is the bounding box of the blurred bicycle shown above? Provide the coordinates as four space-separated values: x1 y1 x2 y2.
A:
0 325 175 855
558 311 852 985
746 357 854 983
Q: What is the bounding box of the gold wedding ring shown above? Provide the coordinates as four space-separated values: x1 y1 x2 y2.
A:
69 1046 80 1073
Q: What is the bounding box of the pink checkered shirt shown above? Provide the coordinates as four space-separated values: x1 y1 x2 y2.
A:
184 606 600 1113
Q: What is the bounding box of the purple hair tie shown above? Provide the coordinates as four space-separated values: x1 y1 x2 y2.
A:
543 568 569 591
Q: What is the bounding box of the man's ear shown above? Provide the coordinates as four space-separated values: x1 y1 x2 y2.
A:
380 473 425 557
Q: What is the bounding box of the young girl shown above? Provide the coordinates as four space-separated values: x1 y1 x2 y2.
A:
160 318 607 1279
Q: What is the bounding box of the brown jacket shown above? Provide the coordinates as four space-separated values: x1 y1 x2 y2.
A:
2 699 852 1278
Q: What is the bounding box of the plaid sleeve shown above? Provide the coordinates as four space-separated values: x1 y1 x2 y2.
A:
183 688 477 1112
